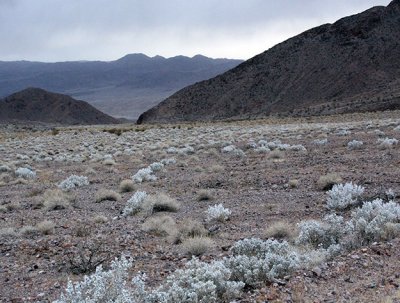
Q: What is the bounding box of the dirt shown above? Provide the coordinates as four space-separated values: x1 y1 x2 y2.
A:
0 112 399 302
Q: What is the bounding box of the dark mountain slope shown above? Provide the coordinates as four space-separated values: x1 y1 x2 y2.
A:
138 0 400 124
0 88 119 125
0 55 242 119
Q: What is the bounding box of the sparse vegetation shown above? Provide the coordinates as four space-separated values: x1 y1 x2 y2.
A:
317 173 343 190
95 189 121 203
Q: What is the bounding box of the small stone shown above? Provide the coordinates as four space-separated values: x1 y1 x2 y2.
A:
312 267 322 277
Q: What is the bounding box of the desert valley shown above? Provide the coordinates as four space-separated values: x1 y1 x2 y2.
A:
0 1 400 302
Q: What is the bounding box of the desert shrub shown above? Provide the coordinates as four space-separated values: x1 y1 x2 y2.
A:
119 179 136 192
265 221 295 240
206 204 231 223
221 145 245 158
122 191 148 216
95 189 121 203
161 158 176 165
42 189 74 211
19 225 39 237
326 182 365 210
337 129 350 136
296 214 350 249
288 179 299 188
378 137 398 149
0 203 20 213
103 158 116 166
268 150 284 160
350 199 400 245
347 140 363 150
312 138 328 146
15 167 36 179
181 237 214 256
317 173 342 190
36 220 55 235
227 238 306 286
149 162 164 172
197 189 213 201
55 256 131 302
142 193 180 214
142 215 178 237
0 227 18 238
93 215 108 224
132 167 156 183
58 175 89 191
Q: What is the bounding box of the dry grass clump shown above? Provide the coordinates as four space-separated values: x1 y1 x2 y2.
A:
119 179 136 193
269 150 285 160
181 236 214 256
103 158 116 166
93 215 108 224
208 164 224 173
36 220 55 235
95 189 121 203
142 193 180 214
288 179 299 188
197 189 213 201
142 215 178 237
42 189 74 211
0 203 20 213
317 173 343 190
0 227 18 238
19 225 39 237
265 221 296 240
172 219 209 244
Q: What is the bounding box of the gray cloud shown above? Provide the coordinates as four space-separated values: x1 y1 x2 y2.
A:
0 0 392 61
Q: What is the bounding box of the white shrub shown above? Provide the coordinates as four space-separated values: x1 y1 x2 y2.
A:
221 145 236 153
350 199 400 245
15 167 36 179
378 137 398 149
122 191 148 216
227 238 306 286
58 175 89 191
55 255 135 303
312 138 328 146
150 162 164 172
326 182 365 210
337 129 350 136
296 214 350 249
132 167 156 183
161 158 176 165
206 204 231 222
394 125 400 132
347 140 363 150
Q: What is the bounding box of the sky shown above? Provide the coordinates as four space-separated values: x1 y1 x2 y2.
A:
0 0 392 62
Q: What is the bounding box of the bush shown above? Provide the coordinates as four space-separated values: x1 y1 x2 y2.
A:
42 189 74 211
36 220 55 235
95 189 121 203
132 167 156 183
142 193 180 214
15 167 36 179
350 199 400 245
58 175 89 191
347 140 363 150
296 214 349 249
142 215 178 237
181 237 214 256
326 182 364 210
317 173 342 190
197 189 213 201
206 204 231 223
122 191 147 216
378 137 398 149
265 221 295 240
119 179 136 193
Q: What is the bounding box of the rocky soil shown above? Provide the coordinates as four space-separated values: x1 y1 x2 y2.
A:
0 111 399 302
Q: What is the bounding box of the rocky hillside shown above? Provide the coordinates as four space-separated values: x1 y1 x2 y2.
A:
0 88 119 125
138 0 400 124
0 55 242 119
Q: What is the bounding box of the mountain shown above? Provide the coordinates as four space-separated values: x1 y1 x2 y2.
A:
0 88 119 125
137 0 400 124
0 55 243 119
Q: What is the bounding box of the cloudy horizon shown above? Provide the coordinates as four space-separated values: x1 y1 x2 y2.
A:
0 0 392 62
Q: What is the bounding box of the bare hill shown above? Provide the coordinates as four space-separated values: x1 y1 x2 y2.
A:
0 88 119 125
138 0 400 124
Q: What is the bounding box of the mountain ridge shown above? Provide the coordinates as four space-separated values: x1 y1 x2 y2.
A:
137 0 400 124
0 54 243 119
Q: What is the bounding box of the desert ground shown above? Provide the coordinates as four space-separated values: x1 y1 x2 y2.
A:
0 111 399 302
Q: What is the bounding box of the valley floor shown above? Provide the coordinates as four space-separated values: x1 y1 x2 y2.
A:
0 111 399 302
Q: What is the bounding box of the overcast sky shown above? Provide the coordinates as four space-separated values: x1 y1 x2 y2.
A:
0 0 392 62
